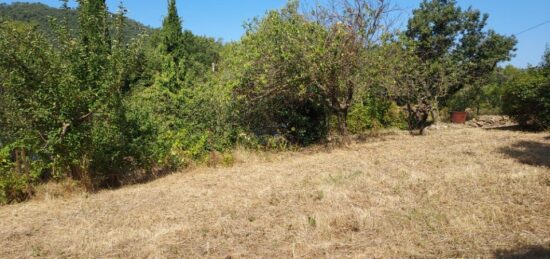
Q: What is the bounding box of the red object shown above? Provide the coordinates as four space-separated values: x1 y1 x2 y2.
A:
451 111 468 124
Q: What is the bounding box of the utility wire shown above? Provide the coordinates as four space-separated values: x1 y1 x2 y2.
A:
515 19 550 36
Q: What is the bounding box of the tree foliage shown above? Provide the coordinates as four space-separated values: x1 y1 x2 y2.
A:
501 51 550 129
0 0 147 194
308 0 392 136
0 0 527 204
404 0 516 119
227 0 392 142
225 2 329 145
380 38 456 134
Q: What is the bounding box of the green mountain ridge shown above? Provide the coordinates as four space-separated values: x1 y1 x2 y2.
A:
0 2 154 41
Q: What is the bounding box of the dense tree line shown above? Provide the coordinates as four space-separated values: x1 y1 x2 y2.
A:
1 0 546 204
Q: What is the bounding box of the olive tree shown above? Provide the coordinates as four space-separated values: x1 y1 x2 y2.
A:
308 0 393 136
382 39 457 135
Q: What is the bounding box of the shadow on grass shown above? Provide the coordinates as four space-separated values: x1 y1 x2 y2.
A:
499 141 550 168
88 166 180 192
494 246 550 259
485 125 538 132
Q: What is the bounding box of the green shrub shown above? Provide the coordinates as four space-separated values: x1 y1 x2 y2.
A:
0 147 32 204
125 76 236 170
243 98 328 146
501 69 549 129
226 7 330 146
0 146 13 174
446 78 507 115
447 88 474 112
348 90 407 134
0 171 31 205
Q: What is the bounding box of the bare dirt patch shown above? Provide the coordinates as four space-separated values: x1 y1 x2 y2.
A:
1 127 549 258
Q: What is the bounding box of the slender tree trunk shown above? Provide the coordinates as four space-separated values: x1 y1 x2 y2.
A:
475 85 482 116
21 148 32 194
420 100 432 135
431 100 440 124
15 149 21 174
406 103 415 134
73 156 95 192
21 148 29 175
430 109 438 124
52 157 56 179
336 109 350 142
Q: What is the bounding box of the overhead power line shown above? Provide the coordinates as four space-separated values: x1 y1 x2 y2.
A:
515 19 550 36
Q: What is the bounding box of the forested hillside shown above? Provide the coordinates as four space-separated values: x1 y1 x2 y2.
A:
0 2 152 41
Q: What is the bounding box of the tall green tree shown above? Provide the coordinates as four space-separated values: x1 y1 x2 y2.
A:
61 0 128 188
126 0 229 168
160 0 184 61
405 0 516 119
155 0 186 92
406 0 462 62
381 38 457 135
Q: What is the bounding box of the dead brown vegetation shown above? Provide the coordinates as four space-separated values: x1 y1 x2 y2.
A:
1 127 549 258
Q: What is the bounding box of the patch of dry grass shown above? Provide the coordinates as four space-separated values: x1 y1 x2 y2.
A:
1 127 549 258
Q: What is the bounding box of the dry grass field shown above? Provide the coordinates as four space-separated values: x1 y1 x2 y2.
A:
1 126 549 258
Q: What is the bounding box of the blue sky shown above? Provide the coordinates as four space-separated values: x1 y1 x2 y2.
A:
2 0 550 67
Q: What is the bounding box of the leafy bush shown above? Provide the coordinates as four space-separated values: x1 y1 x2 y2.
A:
0 4 156 191
447 88 474 112
348 88 407 134
0 147 32 204
0 171 31 205
446 68 513 115
225 5 330 146
125 77 235 169
501 69 549 129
